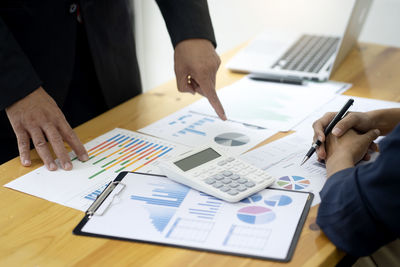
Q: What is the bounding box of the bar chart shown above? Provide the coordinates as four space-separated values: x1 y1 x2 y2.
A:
130 180 191 232
77 130 186 179
5 128 188 211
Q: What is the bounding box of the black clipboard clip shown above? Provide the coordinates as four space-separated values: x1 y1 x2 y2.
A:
86 180 126 218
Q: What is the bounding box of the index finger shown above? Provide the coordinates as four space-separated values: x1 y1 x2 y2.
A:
58 122 89 162
196 77 226 120
312 112 336 142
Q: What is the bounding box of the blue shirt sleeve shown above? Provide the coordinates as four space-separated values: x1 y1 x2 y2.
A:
316 124 400 257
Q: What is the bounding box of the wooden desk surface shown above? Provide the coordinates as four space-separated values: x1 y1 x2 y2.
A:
1 43 399 266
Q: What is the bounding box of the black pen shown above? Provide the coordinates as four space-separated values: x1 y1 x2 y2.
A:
300 98 354 166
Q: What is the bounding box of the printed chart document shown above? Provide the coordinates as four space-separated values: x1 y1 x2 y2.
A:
240 131 381 206
139 107 277 156
74 172 313 262
239 94 400 205
5 128 189 211
240 133 327 206
189 77 350 131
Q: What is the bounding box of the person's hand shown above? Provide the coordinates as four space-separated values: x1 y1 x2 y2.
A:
325 128 380 177
174 38 226 120
312 111 378 160
5 87 89 171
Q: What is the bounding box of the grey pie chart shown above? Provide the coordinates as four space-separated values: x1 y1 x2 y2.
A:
214 132 250 146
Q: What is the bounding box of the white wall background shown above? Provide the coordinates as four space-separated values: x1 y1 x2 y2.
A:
134 0 400 92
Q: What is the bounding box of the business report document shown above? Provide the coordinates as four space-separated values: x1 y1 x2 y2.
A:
240 95 400 206
75 172 312 261
189 77 350 131
139 106 276 156
5 128 189 211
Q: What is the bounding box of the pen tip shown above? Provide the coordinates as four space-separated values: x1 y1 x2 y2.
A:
300 156 308 166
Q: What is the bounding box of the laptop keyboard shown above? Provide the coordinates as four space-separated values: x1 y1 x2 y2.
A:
272 35 340 73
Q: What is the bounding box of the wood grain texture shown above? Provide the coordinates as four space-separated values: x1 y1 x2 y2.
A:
1 43 399 266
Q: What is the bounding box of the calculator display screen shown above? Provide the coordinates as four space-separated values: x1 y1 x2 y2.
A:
174 148 221 172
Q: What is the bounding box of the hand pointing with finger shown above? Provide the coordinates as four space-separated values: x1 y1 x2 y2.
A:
174 39 227 120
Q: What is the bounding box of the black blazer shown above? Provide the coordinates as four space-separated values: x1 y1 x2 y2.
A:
0 0 216 110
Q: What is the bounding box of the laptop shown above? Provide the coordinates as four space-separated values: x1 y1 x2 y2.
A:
226 0 372 82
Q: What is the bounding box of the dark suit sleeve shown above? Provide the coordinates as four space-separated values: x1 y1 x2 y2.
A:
317 124 400 257
0 17 42 111
155 0 217 48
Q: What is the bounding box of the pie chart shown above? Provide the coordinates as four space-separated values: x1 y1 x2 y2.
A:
264 195 292 207
214 132 250 146
240 194 262 204
276 176 310 190
237 206 275 224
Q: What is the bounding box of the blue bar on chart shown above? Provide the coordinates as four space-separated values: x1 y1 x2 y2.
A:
84 183 109 201
130 181 190 208
188 193 223 220
171 115 215 137
145 206 177 233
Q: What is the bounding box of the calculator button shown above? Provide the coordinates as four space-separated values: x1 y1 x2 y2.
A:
212 181 223 188
256 175 268 182
223 171 233 177
264 174 273 180
213 174 224 180
238 170 250 176
198 174 209 180
231 174 240 180
192 173 200 177
230 182 239 188
231 167 241 172
228 189 239 196
238 163 248 169
217 161 227 166
237 185 247 192
205 178 216 185
222 178 232 184
220 186 231 192
245 181 255 187
255 170 265 176
238 178 248 184
206 171 215 176
247 169 256 174
226 157 235 162
247 174 259 181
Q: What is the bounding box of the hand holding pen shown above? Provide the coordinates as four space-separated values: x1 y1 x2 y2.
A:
301 99 354 165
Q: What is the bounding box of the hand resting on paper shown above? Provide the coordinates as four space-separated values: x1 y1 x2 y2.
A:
5 87 89 171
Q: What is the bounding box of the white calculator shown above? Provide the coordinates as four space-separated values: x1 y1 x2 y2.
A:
158 146 276 202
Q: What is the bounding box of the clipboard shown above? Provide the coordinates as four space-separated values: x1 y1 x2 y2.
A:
73 172 313 262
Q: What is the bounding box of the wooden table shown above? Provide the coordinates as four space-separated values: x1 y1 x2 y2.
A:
1 43 399 266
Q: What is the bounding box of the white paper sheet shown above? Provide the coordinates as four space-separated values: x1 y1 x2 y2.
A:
189 77 350 131
79 172 311 261
138 108 277 156
5 129 189 211
240 95 399 206
294 95 400 136
240 133 327 206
